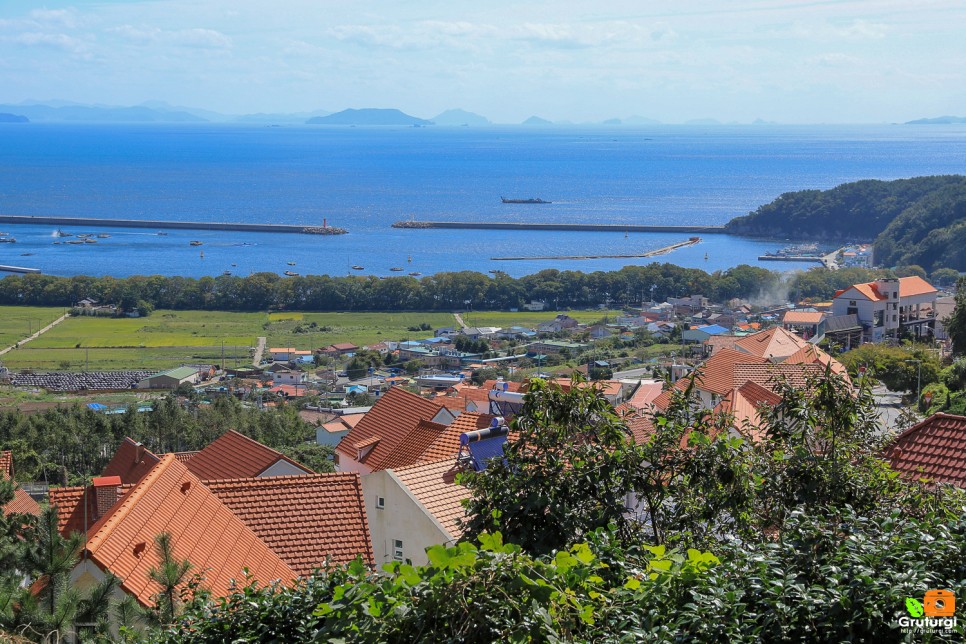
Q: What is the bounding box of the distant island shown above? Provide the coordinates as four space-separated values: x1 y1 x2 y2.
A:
522 115 553 126
724 175 966 270
0 113 28 123
905 116 966 125
307 108 432 126
432 108 490 126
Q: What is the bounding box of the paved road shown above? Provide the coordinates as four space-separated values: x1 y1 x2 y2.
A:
252 336 266 366
871 385 915 436
0 313 68 356
453 313 468 331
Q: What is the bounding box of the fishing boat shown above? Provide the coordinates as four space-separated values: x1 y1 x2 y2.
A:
223 270 232 276
501 196 551 204
390 267 404 271
284 270 299 277
189 240 203 246
351 265 364 270
54 229 71 237
97 233 110 238
0 237 14 243
85 238 97 244
287 261 296 266
408 271 421 277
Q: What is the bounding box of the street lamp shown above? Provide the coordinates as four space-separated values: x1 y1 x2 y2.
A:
905 359 922 408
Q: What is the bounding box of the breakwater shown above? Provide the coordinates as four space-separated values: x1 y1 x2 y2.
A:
493 237 702 261
0 215 347 235
392 221 725 233
0 264 41 274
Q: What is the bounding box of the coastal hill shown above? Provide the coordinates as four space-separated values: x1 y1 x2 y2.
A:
724 175 966 270
432 108 490 126
522 115 553 125
0 113 28 123
0 102 204 123
307 108 432 126
906 116 966 124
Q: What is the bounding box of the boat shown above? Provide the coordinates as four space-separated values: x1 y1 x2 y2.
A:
77 233 92 238
200 250 204 258
0 237 14 243
189 240 203 246
351 265 364 270
409 271 421 277
157 232 168 236
223 270 232 276
284 270 299 277
287 261 296 266
0 232 8 236
54 229 71 237
84 238 97 244
97 233 110 238
20 253 33 256
390 267 404 271
231 263 237 267
67 240 84 245
501 196 551 204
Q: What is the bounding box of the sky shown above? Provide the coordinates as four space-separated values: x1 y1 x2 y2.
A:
0 0 963 124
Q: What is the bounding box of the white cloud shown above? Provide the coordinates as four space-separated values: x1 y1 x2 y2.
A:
10 31 89 54
171 27 232 49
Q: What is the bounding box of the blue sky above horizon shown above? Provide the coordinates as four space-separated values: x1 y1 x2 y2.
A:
0 1 963 124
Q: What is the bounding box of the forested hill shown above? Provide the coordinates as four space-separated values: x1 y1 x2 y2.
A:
724 175 966 270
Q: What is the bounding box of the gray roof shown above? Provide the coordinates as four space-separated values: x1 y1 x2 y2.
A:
824 314 862 332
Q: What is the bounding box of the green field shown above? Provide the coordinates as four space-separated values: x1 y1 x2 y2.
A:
460 310 623 328
0 307 627 371
0 306 66 349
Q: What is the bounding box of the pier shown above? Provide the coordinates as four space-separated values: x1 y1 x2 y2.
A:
393 220 724 234
0 264 41 274
0 215 347 235
493 237 701 261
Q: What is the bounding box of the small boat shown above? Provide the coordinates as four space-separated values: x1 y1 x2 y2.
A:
409 271 421 277
20 252 33 256
52 241 61 245
351 265 364 270
287 261 296 266
0 232 8 236
231 263 237 267
67 240 84 245
77 233 92 238
157 232 168 236
501 196 551 204
0 237 15 243
97 233 110 238
407 255 412 263
85 238 97 244
54 229 71 237
390 267 404 271
223 270 232 276
284 270 299 277
200 250 204 258
189 240 203 246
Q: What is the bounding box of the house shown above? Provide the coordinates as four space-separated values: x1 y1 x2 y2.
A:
269 347 297 362
51 456 297 614
734 326 810 362
316 413 366 447
1 450 41 517
272 368 307 385
681 324 730 344
782 310 825 340
136 367 200 390
933 296 957 342
318 342 359 358
184 430 315 480
831 276 938 342
362 459 468 567
883 413 966 487
536 314 579 334
822 314 864 351
527 339 590 355
523 301 547 311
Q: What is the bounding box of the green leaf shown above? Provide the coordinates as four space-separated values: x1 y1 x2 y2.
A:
906 598 924 618
624 577 641 590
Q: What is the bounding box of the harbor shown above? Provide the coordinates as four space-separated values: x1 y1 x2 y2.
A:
0 215 347 235
492 237 702 261
0 264 41 274
392 220 724 233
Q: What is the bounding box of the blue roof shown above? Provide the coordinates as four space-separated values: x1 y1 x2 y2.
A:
697 324 729 335
467 434 508 471
87 402 107 411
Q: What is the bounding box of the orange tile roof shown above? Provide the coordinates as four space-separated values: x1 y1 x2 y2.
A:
624 414 656 444
100 438 160 485
203 473 373 574
704 335 741 353
172 451 198 464
735 327 810 361
782 345 849 378
898 276 938 297
482 380 523 392
692 348 769 396
884 413 966 487
82 456 296 606
185 430 313 480
0 451 11 479
335 387 444 470
714 381 782 443
374 419 449 471
1 450 41 517
625 381 664 411
544 378 623 398
50 483 135 536
782 310 824 325
732 363 826 391
392 459 469 540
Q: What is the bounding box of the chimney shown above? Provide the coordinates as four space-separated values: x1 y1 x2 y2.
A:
92 476 122 519
135 442 145 464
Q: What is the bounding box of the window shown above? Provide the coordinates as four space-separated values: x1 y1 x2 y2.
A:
376 496 385 510
393 539 404 561
849 300 856 306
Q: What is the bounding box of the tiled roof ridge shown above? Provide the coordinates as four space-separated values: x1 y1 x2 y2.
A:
85 454 178 552
891 411 963 444
201 471 361 486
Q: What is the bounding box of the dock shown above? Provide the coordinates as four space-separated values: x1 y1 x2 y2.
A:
393 220 724 233
492 237 701 261
0 264 41 274
0 215 347 235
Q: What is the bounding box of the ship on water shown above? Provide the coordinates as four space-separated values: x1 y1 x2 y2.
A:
501 196 551 204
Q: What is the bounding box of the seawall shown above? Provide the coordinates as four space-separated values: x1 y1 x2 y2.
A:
0 215 346 235
392 221 725 233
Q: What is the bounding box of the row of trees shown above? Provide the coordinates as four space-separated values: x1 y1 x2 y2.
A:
159 373 966 642
0 395 324 485
0 263 783 312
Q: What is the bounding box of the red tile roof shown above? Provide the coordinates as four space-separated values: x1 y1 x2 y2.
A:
735 326 810 361
732 363 826 390
884 413 966 487
782 310 824 325
392 459 469 540
50 483 135 535
203 474 373 574
782 344 849 378
336 387 444 470
624 414 656 444
100 438 160 485
1 450 41 517
898 276 939 297
374 419 449 471
422 412 493 463
714 381 782 443
82 455 296 606
625 381 665 410
185 430 313 480
691 348 769 395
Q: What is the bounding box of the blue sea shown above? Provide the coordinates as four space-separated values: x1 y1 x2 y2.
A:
1 123 965 279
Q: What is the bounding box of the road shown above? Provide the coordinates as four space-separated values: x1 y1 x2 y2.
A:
0 313 68 357
252 336 266 366
453 313 468 331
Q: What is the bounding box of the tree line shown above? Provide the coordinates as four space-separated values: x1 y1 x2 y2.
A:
1 263 795 312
